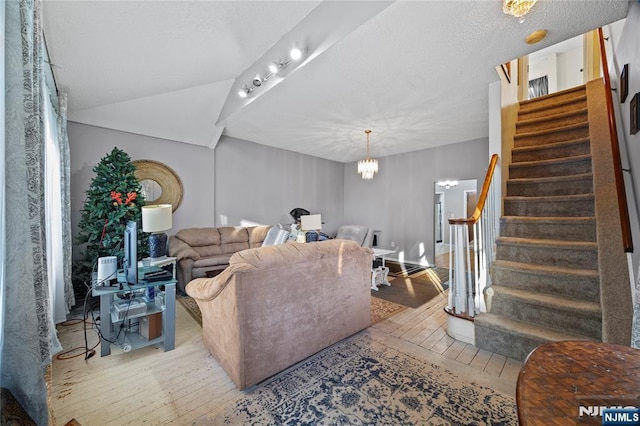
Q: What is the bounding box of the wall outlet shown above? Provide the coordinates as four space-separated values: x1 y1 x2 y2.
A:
390 241 396 248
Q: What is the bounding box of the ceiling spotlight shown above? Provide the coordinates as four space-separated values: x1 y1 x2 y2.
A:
238 85 251 98
290 48 302 60
237 47 306 98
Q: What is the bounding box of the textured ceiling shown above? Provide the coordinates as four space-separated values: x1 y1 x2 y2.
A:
43 0 629 163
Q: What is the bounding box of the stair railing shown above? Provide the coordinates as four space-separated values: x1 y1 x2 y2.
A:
598 27 633 253
445 154 499 318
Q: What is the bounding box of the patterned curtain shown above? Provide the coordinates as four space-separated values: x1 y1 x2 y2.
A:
2 0 54 423
58 93 75 310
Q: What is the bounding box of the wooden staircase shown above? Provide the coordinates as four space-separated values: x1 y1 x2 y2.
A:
473 84 625 361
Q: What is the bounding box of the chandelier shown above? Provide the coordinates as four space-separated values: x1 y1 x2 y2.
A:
503 0 537 23
357 130 378 180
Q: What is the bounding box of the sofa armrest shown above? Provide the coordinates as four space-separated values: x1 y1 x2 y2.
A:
185 265 242 302
168 236 200 262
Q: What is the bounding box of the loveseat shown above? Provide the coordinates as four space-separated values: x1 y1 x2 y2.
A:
185 239 373 389
168 226 271 293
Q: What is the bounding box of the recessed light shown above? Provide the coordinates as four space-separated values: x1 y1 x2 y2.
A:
526 29 547 44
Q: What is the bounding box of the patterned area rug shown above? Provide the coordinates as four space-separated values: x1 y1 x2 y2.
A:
178 295 405 326
205 333 517 425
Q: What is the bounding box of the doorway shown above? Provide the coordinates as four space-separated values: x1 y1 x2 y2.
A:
433 179 477 268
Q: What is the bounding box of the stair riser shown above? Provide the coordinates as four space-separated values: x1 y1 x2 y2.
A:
499 219 596 241
495 243 598 270
520 89 586 112
475 322 546 361
509 159 592 179
517 112 588 134
490 293 602 339
504 198 594 217
514 126 589 148
519 98 587 121
512 140 591 162
491 264 600 302
507 178 593 197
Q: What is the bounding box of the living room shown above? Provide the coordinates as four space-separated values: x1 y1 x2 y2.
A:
3 1 640 424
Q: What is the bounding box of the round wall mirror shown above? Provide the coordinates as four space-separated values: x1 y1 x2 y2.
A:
133 160 183 212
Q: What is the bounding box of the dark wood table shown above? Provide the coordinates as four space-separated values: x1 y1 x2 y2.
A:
516 340 640 425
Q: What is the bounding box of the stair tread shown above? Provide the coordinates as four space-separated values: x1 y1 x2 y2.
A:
509 154 591 168
493 259 599 278
512 137 589 154
475 313 598 343
504 193 594 201
508 173 592 184
501 215 595 223
491 285 601 315
520 86 586 108
517 107 588 126
497 236 597 248
514 122 588 139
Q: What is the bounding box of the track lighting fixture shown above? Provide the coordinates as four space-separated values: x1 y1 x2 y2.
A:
237 47 306 98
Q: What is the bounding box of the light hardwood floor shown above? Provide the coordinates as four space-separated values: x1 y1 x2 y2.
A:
50 293 521 425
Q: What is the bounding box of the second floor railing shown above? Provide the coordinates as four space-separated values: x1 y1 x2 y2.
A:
445 154 499 319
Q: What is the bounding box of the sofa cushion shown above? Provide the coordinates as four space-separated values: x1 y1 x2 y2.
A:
176 227 221 246
219 227 249 244
194 245 223 258
193 255 233 268
248 225 271 248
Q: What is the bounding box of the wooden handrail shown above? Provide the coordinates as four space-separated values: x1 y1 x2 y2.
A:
598 28 633 252
449 154 499 225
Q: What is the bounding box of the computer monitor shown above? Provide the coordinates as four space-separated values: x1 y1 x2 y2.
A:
123 220 138 284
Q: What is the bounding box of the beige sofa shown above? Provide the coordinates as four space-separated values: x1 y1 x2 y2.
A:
168 226 271 293
185 239 372 390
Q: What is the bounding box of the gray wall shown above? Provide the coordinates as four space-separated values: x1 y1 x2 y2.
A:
343 138 489 266
214 136 345 235
68 122 215 244
69 124 488 267
613 2 640 297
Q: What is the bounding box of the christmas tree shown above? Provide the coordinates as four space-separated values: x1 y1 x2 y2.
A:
73 147 149 298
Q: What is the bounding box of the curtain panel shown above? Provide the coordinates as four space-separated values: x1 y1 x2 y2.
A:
2 0 56 423
58 93 75 311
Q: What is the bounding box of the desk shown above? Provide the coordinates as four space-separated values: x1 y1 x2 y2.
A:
371 248 395 291
92 265 176 357
516 340 640 425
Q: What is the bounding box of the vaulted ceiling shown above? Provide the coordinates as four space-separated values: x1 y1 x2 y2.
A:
43 1 629 163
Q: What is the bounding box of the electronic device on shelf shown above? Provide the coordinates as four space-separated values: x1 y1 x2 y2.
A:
143 270 173 282
97 256 118 286
112 298 147 320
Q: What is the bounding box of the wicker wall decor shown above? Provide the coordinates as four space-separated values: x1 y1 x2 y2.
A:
132 160 183 212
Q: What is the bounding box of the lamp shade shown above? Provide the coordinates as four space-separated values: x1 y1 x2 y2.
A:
142 204 172 232
300 214 322 231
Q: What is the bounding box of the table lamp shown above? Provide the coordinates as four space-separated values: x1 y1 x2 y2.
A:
142 204 172 259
